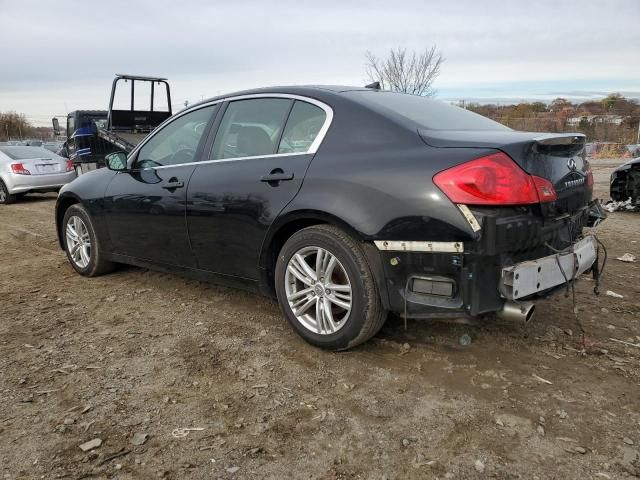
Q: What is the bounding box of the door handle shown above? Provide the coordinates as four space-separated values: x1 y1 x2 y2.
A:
260 172 294 182
162 181 184 190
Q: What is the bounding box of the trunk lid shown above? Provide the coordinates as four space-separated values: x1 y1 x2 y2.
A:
1 146 67 176
419 130 591 216
21 157 65 175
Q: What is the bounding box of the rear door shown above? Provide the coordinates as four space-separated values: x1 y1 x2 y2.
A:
103 104 217 267
187 97 331 279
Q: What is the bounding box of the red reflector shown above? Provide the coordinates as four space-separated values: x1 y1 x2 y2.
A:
532 175 558 201
433 152 557 205
65 159 74 172
586 169 594 190
10 163 31 175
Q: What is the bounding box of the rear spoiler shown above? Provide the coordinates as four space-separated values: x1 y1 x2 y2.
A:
533 133 585 146
418 129 586 152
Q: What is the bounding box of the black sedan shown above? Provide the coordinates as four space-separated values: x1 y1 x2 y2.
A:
56 86 601 350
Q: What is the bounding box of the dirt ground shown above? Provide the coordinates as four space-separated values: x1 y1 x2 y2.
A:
1 158 639 480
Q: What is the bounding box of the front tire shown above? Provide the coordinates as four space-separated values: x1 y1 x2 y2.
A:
275 225 387 350
63 204 115 276
0 180 16 204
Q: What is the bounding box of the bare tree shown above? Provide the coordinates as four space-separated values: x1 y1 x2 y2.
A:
365 46 444 96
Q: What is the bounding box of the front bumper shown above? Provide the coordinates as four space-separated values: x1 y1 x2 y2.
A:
6 171 77 194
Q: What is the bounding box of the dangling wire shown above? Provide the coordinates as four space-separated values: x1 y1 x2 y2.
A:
591 234 608 295
545 242 584 349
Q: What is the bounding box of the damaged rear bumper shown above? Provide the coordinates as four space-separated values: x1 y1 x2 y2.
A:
500 235 597 300
371 202 603 320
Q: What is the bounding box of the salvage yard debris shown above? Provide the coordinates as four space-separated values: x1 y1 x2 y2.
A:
532 374 553 385
604 198 639 213
605 290 624 298
79 438 102 452
609 338 640 349
171 427 205 438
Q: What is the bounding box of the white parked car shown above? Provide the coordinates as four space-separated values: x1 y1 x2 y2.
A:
0 146 77 204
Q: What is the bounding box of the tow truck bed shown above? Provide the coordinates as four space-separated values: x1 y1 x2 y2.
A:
96 129 148 153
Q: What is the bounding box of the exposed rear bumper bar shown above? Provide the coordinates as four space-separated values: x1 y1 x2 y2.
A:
500 235 597 300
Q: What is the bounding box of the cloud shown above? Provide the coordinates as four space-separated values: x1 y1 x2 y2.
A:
1 0 638 124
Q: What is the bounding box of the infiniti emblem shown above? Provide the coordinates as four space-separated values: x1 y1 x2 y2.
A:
567 158 577 171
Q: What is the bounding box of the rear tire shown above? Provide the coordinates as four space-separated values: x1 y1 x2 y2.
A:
0 180 16 204
275 225 387 350
62 204 115 277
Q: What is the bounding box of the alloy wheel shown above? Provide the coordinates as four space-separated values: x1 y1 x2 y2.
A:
66 216 92 269
284 246 352 335
0 184 6 202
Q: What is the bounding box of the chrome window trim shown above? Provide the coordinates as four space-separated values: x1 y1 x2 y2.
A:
150 152 308 170
127 93 334 169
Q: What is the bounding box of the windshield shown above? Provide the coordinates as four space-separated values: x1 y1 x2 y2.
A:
80 116 107 130
346 91 510 131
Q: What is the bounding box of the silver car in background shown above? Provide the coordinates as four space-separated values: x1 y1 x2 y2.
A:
0 146 76 204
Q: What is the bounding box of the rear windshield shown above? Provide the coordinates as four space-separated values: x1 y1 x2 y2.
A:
0 146 55 160
346 91 510 131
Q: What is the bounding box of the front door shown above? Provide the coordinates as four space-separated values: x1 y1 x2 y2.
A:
187 97 330 279
103 104 217 267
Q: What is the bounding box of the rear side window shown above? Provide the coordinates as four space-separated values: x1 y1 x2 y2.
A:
212 98 292 160
346 91 510 131
277 101 326 154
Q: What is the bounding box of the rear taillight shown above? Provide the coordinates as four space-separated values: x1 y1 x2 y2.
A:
584 159 594 191
10 163 31 175
65 159 74 172
586 169 594 190
433 152 557 205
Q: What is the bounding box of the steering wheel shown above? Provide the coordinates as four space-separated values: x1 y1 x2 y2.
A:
194 122 208 136
168 147 196 165
136 158 162 169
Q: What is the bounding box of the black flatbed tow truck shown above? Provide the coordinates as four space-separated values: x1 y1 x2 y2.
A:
53 74 172 174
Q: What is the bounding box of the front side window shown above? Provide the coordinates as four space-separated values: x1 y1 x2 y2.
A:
134 105 216 168
277 101 326 154
211 98 292 160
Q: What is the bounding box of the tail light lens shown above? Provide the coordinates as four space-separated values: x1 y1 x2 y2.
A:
65 159 74 172
433 152 557 205
10 163 31 175
584 159 594 191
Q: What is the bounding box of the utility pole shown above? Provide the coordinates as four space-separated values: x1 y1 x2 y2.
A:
637 118 639 145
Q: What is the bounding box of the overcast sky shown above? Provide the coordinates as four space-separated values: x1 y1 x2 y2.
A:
1 0 639 125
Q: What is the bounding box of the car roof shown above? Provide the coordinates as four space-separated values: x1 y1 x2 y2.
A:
187 85 372 109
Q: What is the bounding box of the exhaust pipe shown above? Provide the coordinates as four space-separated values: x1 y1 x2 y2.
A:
497 301 536 323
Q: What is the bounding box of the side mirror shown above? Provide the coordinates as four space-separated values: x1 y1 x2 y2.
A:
105 151 128 171
52 117 60 136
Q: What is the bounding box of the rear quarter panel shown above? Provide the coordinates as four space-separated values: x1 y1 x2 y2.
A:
290 145 487 241
277 96 487 242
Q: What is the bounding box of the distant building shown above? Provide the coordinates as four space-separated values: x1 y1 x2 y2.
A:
567 114 625 126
